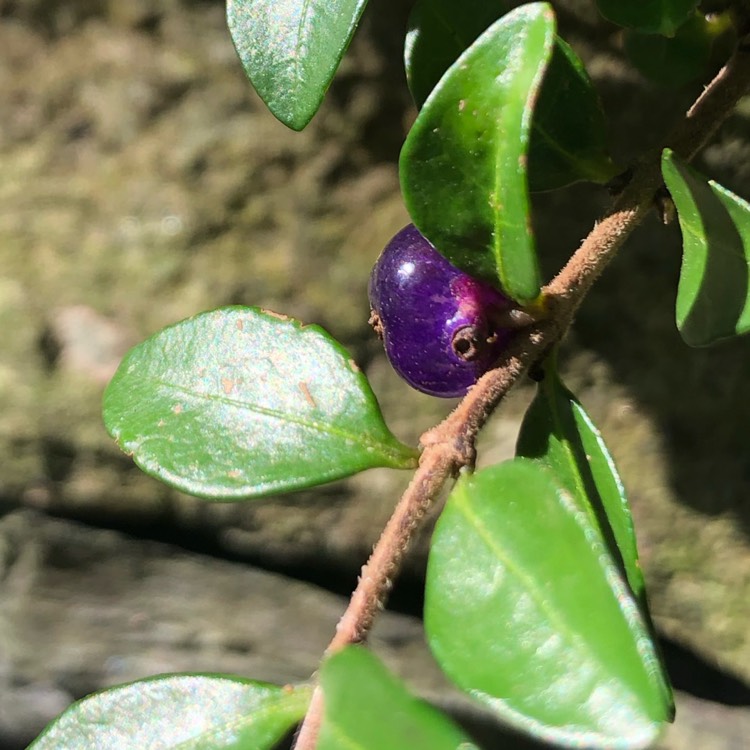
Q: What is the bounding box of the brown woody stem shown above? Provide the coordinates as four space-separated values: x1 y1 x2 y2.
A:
292 42 750 750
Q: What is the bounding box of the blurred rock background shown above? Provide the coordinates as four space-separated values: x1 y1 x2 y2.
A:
0 0 749 747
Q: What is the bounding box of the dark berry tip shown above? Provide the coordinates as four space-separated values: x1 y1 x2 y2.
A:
451 325 483 361
368 223 517 397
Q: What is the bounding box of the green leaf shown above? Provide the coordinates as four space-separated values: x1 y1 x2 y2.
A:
405 1 617 190
227 0 369 130
400 3 555 302
103 307 418 500
596 0 699 36
662 149 750 346
404 0 514 109
516 357 646 603
425 459 673 749
624 12 714 87
318 647 479 750
29 674 311 749
529 36 618 190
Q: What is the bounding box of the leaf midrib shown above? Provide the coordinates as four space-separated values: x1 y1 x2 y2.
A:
169 690 308 750
292 0 313 91
491 21 546 295
454 481 604 673
138 376 411 464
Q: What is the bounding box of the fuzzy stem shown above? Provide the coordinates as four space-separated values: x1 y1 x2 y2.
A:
293 450 455 749
292 42 750 750
329 450 456 649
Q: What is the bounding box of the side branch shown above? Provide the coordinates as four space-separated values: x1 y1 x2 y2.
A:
292 42 750 750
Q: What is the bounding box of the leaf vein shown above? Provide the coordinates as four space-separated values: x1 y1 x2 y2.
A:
169 692 303 750
293 0 313 88
455 483 601 666
146 377 407 462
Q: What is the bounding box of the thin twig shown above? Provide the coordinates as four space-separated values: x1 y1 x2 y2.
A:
293 450 455 750
292 43 750 750
329 450 457 650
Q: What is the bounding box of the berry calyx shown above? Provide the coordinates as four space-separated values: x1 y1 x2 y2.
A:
368 224 516 397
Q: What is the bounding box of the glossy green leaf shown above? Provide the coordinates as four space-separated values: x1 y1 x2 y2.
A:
227 0 369 130
530 36 618 190
29 674 311 749
516 358 646 602
596 0 699 35
662 149 750 346
405 1 617 190
318 647 479 750
425 459 673 749
624 12 714 87
404 0 513 109
103 307 418 500
400 3 555 302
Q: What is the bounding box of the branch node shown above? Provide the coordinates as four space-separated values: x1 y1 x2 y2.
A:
420 426 475 471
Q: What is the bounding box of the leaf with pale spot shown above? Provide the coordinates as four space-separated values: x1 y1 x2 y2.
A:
103 307 417 500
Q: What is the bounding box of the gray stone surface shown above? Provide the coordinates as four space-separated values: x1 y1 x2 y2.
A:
1 510 747 750
0 510 445 746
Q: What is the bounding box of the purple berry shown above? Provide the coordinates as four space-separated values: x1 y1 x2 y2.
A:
368 224 514 398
